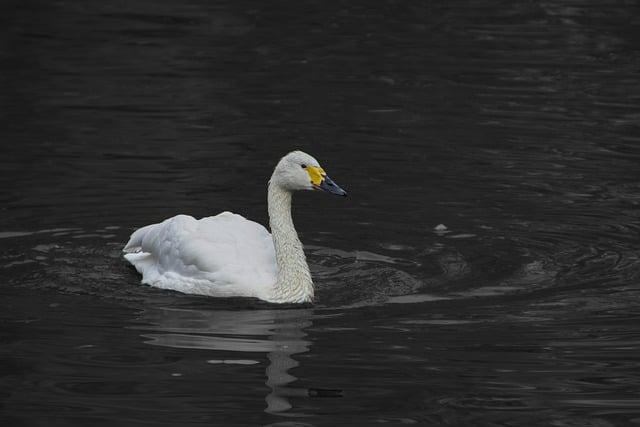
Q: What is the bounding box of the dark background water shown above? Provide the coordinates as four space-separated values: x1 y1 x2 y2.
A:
2 0 640 425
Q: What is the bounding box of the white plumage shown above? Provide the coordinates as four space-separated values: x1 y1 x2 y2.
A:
123 151 346 304
123 212 278 300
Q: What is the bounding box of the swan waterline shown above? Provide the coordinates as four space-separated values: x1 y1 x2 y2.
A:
123 151 346 304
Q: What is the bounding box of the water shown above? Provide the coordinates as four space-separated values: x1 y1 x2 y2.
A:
1 0 640 425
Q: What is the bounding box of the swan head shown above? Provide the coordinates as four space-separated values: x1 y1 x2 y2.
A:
271 150 347 196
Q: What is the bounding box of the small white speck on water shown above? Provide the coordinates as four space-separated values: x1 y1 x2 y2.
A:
433 224 450 235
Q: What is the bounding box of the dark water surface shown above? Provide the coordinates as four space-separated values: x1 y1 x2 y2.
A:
2 0 640 425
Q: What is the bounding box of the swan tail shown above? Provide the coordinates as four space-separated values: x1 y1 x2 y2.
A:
123 223 157 253
124 251 158 282
123 224 163 283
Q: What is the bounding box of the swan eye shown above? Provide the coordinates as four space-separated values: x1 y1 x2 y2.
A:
301 163 307 169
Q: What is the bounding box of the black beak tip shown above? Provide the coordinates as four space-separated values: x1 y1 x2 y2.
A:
318 176 347 197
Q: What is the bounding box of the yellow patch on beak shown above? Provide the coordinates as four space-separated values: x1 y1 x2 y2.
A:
306 166 326 186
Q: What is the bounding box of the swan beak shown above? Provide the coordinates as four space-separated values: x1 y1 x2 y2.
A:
307 166 347 196
317 175 347 197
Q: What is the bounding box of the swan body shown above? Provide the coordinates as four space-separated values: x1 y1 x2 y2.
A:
123 151 346 304
123 212 278 300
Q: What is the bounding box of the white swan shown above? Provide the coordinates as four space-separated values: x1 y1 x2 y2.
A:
123 151 346 304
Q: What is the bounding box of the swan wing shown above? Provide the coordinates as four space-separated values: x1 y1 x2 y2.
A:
123 212 277 299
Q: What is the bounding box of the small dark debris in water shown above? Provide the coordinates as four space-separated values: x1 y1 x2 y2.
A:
308 388 344 398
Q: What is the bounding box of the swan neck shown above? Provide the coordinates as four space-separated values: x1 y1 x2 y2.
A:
267 182 313 303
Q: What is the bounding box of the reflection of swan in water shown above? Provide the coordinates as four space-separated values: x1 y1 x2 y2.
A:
136 306 321 414
264 311 310 413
